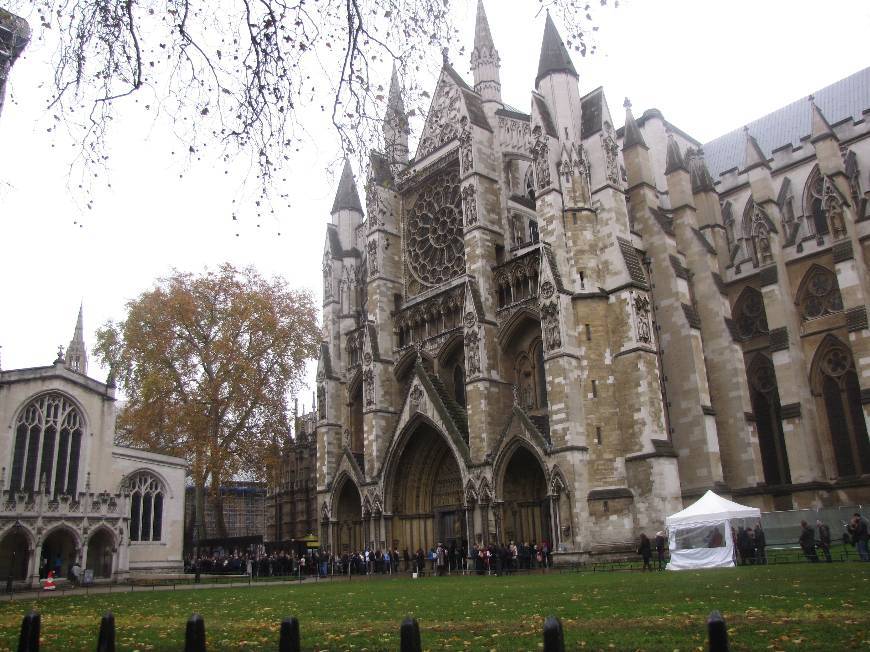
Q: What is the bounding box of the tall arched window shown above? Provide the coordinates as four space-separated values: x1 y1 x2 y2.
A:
811 338 870 478
732 287 769 340
10 393 83 495
796 266 843 321
747 355 790 485
123 472 165 542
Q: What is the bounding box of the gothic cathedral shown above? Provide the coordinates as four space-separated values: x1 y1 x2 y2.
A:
314 2 870 559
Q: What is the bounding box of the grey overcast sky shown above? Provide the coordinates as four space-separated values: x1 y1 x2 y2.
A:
1 0 868 407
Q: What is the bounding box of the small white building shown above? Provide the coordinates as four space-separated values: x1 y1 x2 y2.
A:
0 308 186 586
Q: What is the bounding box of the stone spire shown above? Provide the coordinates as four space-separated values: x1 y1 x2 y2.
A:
331 159 363 214
470 0 501 103
741 127 770 172
383 64 408 164
664 131 688 175
622 98 647 150
535 12 578 87
66 303 88 375
809 95 836 143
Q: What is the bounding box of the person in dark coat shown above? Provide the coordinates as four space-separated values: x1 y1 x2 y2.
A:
654 531 666 570
754 524 767 565
638 533 652 571
816 520 832 562
799 520 818 562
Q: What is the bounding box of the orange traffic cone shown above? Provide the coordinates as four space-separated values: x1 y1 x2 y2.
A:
42 570 56 590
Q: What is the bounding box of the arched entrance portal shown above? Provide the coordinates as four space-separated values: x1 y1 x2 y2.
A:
335 479 363 553
0 529 30 581
391 422 465 554
502 446 551 546
42 528 78 579
86 529 115 579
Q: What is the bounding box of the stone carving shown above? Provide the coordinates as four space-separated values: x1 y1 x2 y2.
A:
632 292 652 344
363 352 372 366
317 385 326 419
343 428 351 447
463 311 477 329
575 144 592 205
464 328 481 377
461 183 478 227
540 280 555 299
409 384 424 408
531 125 551 190
405 166 465 291
601 121 620 186
498 116 531 154
363 368 375 406
417 79 461 160
367 240 378 276
459 116 473 175
541 301 561 351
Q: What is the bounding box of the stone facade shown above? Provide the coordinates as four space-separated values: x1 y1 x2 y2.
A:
0 311 187 585
313 2 870 560
265 410 318 543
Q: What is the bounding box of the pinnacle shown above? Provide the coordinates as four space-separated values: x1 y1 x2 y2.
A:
664 132 687 175
473 0 495 53
331 159 363 214
809 96 836 142
387 63 404 115
536 12 578 86
742 127 770 172
622 99 647 150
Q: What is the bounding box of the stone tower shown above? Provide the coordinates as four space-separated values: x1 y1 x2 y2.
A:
66 304 88 375
0 8 30 119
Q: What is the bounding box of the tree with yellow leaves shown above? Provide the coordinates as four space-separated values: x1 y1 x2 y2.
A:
94 263 319 539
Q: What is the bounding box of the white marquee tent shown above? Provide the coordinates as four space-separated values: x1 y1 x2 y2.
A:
665 490 761 570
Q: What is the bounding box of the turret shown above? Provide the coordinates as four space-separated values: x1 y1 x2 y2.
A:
470 0 501 105
382 65 408 166
331 158 364 248
808 96 843 177
534 12 581 143
66 303 88 375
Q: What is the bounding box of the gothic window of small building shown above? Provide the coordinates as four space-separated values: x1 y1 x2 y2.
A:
803 165 848 239
732 287 769 340
743 199 774 267
811 336 870 477
747 354 790 485
10 393 83 495
123 472 165 542
796 266 843 321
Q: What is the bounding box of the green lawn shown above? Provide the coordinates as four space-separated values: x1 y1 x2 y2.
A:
0 564 868 650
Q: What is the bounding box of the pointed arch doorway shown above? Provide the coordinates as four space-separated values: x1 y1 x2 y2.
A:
389 421 466 554
501 445 551 546
334 478 363 553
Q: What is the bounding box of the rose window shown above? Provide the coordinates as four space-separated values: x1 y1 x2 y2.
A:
800 267 843 320
405 167 465 288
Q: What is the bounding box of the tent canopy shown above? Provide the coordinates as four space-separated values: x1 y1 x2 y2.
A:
666 490 760 527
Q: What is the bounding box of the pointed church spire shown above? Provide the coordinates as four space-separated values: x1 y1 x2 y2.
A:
622 98 647 150
809 95 837 143
535 12 578 87
331 159 363 214
742 126 770 172
664 131 687 175
687 147 716 194
383 64 409 164
66 303 88 375
470 0 501 103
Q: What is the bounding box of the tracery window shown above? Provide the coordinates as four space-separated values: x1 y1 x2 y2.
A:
812 338 870 477
10 393 83 495
797 266 843 321
732 287 768 340
404 166 465 294
747 355 790 485
123 472 165 542
804 166 848 240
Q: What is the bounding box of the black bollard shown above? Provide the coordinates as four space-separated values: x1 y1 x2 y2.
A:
278 617 301 652
707 610 729 652
184 614 206 652
399 616 422 652
96 612 115 652
542 615 565 652
18 611 40 652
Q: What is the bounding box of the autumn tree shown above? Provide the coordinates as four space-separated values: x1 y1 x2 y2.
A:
94 263 320 539
8 0 609 215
